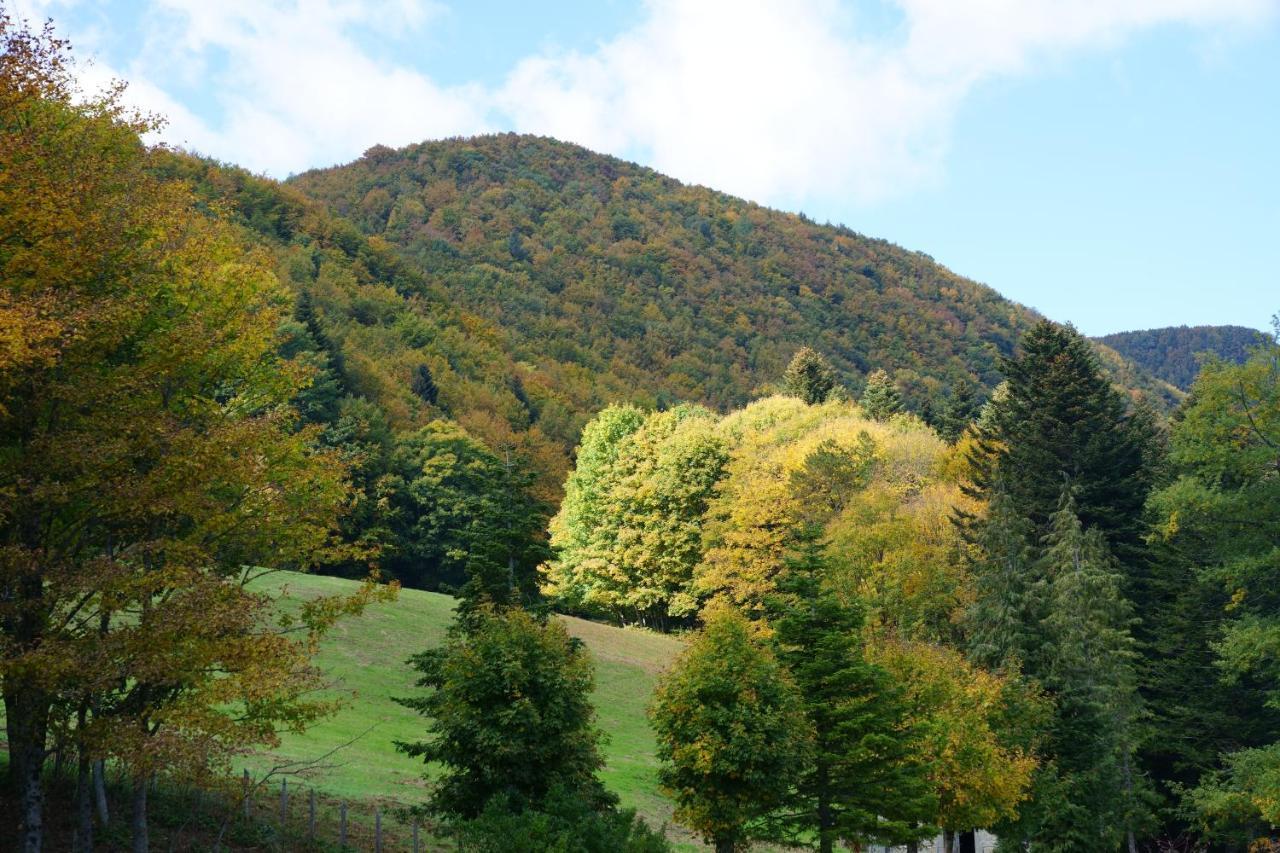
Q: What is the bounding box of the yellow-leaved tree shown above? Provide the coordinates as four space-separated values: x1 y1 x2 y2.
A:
0 16 392 851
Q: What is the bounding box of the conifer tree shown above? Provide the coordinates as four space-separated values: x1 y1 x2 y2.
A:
764 532 936 852
937 377 983 443
783 347 838 405
1034 492 1146 851
967 321 1155 560
860 369 904 421
965 488 1040 674
650 608 811 853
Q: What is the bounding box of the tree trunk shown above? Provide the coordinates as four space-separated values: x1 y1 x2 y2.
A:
943 829 956 853
93 760 109 826
74 744 95 853
817 761 834 853
959 829 977 853
5 682 50 853
907 842 919 853
714 837 735 853
131 776 149 853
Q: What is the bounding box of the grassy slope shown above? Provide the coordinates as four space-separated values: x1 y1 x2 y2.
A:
248 573 686 838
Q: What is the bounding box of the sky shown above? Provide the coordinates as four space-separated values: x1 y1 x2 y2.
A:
11 0 1279 336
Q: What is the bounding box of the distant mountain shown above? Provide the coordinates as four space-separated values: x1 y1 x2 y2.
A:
1097 325 1269 390
286 133 1178 428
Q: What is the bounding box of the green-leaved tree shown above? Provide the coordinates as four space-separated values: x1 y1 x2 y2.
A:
650 607 811 853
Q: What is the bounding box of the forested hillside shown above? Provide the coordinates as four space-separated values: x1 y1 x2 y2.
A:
288 134 1179 427
1098 324 1269 389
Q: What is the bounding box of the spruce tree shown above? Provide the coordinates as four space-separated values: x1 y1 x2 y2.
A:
1034 492 1146 851
860 369 904 421
937 377 983 443
969 321 1155 561
783 347 838 405
965 488 1040 675
764 531 936 852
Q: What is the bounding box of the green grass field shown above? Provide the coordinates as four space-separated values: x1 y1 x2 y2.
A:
247 572 693 844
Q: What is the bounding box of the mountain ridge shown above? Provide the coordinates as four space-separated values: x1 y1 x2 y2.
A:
286 133 1178 421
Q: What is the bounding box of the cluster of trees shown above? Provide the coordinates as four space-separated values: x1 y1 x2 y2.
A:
548 351 1038 849
0 18 395 851
550 326 1280 850
1099 324 1269 390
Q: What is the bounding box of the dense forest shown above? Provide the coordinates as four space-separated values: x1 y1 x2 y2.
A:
3 14 1278 853
1098 325 1268 389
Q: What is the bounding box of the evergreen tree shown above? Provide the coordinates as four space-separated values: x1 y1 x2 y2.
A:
410 362 439 405
937 377 983 443
1034 492 1146 851
395 608 610 820
967 321 1155 561
784 347 838 405
650 608 811 853
965 488 1040 674
860 369 904 421
764 532 936 852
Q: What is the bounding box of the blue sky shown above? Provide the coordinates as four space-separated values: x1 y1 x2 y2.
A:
15 0 1279 336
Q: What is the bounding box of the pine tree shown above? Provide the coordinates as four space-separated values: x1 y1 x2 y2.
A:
860 369 904 421
784 347 838 405
650 608 811 853
764 531 936 852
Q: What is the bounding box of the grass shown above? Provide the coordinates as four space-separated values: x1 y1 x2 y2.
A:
244 572 695 845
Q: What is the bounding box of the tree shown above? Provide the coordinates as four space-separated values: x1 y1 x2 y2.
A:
965 488 1040 674
650 607 811 852
0 16 383 849
871 640 1040 849
966 320 1156 562
382 420 549 599
763 533 936 852
395 607 610 820
937 377 983 443
860 369 903 421
1033 493 1146 852
784 347 838 405
545 404 647 609
547 405 726 625
1148 323 1280 842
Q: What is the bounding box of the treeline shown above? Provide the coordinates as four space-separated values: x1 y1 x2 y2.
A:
545 324 1280 850
1098 324 1269 390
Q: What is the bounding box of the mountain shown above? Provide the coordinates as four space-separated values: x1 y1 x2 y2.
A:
157 135 1178 501
1097 325 1269 390
287 135 1179 426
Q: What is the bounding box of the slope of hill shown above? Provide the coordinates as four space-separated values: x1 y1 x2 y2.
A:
1097 324 1269 390
246 573 688 842
288 133 1179 425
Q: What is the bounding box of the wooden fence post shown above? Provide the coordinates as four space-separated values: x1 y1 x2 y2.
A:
413 821 420 853
279 778 288 825
339 801 347 848
308 788 316 838
242 769 251 819
374 806 382 853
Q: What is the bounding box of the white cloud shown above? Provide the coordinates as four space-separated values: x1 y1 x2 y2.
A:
496 0 1275 206
82 0 489 176
40 0 1279 197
